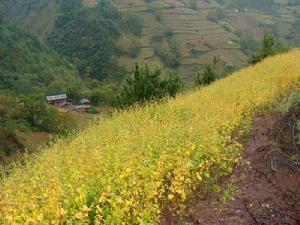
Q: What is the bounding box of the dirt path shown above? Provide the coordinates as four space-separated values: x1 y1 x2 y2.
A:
164 109 300 225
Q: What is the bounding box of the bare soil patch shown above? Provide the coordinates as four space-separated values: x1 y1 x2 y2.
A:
162 106 300 225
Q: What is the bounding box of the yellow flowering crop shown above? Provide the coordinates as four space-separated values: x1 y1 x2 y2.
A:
1 51 300 224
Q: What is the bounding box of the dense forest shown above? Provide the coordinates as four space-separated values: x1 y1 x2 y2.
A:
48 0 124 81
0 21 81 94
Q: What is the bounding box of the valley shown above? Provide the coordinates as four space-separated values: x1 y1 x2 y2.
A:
114 0 300 83
2 0 300 83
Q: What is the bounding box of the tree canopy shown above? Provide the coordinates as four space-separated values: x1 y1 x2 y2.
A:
116 64 184 107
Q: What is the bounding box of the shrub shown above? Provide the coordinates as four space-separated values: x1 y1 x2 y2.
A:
154 46 181 68
121 13 144 36
207 8 226 22
127 40 141 58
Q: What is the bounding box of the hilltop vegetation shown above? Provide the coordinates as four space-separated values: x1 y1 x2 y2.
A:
0 21 80 95
47 0 125 81
2 0 300 83
115 0 300 81
1 51 300 224
1 0 143 82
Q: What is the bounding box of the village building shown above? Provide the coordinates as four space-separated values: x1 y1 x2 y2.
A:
46 94 92 111
46 94 67 105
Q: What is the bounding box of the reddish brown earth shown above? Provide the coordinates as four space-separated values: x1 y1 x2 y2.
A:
163 107 300 225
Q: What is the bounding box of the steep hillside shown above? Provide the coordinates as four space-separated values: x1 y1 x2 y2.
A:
1 51 300 224
0 0 77 41
2 0 300 83
47 1 124 81
0 21 81 95
114 0 300 82
1 0 126 82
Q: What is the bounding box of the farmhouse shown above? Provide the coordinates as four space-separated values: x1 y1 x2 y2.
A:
46 94 92 111
46 94 67 105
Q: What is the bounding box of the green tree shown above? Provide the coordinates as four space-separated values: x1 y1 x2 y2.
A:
22 94 77 134
261 29 275 58
127 40 141 57
121 13 144 36
116 63 183 107
249 29 289 65
194 56 220 86
240 34 259 55
66 85 82 103
186 0 198 10
162 72 184 97
194 65 216 86
22 94 55 132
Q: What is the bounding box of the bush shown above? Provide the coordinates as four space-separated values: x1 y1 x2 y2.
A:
85 107 98 114
147 7 162 22
121 13 144 36
154 46 181 68
127 40 141 58
186 0 198 10
240 34 259 55
83 84 115 105
207 8 226 22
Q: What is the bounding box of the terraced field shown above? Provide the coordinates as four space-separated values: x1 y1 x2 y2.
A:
4 0 300 83
113 0 300 83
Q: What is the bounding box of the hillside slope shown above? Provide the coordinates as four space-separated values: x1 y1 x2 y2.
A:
2 0 300 82
1 50 300 224
115 0 300 82
1 0 126 82
0 21 81 95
